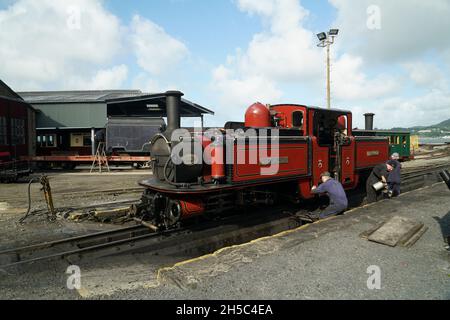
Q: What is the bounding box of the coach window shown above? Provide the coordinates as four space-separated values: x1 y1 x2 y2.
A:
37 134 57 147
11 118 25 145
292 111 304 129
0 117 7 145
71 133 92 147
48 135 55 147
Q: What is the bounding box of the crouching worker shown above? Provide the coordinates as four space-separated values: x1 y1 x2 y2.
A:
366 162 395 204
305 172 348 221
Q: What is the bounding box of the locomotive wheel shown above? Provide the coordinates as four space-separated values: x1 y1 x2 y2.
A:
163 200 181 228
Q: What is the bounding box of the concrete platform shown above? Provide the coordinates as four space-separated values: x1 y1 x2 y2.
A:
127 182 449 300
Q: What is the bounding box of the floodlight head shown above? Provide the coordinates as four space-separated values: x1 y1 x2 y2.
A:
329 29 339 36
316 32 327 41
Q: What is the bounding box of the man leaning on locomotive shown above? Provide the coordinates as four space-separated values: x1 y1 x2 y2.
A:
305 171 348 222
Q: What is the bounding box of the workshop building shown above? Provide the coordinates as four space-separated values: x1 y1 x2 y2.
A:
19 90 213 157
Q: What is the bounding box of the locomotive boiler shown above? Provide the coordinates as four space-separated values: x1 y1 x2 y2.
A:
133 91 389 228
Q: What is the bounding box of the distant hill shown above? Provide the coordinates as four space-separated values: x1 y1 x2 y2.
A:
389 118 450 136
436 118 450 128
390 118 450 130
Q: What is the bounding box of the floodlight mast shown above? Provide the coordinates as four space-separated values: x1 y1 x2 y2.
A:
317 29 339 109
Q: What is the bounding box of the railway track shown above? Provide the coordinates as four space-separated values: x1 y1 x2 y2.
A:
402 163 450 179
1 163 448 271
0 186 144 202
0 224 180 269
0 205 304 271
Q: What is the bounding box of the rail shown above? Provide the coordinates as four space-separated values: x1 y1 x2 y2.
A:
1 162 449 270
0 224 182 269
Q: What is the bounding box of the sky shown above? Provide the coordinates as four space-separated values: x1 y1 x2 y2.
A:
1 0 449 129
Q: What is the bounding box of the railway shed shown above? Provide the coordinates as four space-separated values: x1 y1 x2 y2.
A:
18 90 214 161
0 80 36 161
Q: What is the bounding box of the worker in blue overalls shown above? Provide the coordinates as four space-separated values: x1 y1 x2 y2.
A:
387 154 402 197
306 171 348 221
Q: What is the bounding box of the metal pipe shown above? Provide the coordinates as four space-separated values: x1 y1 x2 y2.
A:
326 42 331 109
364 113 375 131
19 178 35 224
132 217 158 232
165 90 183 132
91 128 95 156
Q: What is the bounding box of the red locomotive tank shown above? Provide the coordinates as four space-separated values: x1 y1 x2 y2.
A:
245 102 271 127
211 140 225 180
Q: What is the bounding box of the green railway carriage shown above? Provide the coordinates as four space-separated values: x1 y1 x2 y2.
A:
353 129 412 160
378 130 411 160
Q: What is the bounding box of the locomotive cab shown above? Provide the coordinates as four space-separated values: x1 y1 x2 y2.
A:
269 104 354 186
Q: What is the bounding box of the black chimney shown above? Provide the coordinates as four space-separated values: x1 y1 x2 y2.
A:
165 90 183 132
364 113 375 131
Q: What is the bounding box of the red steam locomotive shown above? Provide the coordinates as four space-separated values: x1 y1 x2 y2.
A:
134 91 389 228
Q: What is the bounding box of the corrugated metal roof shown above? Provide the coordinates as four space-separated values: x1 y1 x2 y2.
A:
106 93 214 115
19 90 215 116
0 79 35 110
18 90 143 104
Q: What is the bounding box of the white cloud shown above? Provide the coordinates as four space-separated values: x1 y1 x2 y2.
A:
130 15 188 76
231 0 321 81
209 0 450 128
90 65 128 89
211 0 398 120
0 0 123 90
0 1 190 92
332 54 399 101
329 0 450 63
211 0 321 114
403 62 447 91
212 64 282 106
329 0 450 127
62 65 128 90
373 90 450 128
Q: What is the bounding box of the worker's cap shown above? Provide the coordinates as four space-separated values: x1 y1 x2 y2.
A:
386 160 398 168
391 152 400 159
320 171 331 178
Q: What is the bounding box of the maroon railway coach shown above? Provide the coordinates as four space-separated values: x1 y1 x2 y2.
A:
0 80 35 181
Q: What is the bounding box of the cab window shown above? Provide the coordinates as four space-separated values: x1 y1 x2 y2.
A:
292 111 304 128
